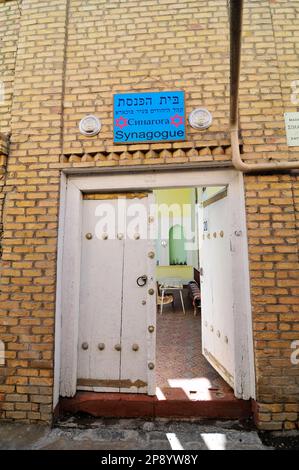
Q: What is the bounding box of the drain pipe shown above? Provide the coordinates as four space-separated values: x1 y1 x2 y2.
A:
229 0 299 172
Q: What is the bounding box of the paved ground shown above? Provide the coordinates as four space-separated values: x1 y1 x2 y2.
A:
156 289 230 393
0 417 275 450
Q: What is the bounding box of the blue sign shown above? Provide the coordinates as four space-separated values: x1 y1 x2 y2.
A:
113 91 185 144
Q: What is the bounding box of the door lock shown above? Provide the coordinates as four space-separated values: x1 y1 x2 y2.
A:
137 275 148 287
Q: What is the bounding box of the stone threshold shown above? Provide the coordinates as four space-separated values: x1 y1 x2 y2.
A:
58 389 252 420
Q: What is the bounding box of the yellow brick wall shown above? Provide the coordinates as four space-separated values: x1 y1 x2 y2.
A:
0 0 20 251
0 0 20 133
245 174 299 430
63 0 230 155
0 0 67 423
240 0 299 163
0 0 298 428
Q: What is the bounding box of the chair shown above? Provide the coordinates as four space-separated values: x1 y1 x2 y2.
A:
188 280 201 316
156 281 174 314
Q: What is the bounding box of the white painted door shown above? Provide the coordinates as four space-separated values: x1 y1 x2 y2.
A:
199 189 235 388
77 193 156 394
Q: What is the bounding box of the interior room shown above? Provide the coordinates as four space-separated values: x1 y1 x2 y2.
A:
154 186 232 399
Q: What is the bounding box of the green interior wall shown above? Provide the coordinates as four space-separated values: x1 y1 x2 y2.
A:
154 188 194 215
156 265 193 281
154 188 196 280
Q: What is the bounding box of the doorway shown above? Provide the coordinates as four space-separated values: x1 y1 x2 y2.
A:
55 169 255 410
155 186 234 399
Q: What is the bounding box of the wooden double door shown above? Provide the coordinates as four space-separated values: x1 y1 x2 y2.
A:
77 193 156 395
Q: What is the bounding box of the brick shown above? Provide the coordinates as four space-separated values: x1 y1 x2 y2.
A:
5 411 27 420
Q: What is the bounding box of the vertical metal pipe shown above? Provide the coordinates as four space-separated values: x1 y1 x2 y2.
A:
229 0 244 128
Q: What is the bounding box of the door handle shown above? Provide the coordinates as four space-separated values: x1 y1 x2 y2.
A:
137 275 148 287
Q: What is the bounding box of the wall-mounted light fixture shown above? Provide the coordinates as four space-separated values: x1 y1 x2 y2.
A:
79 115 102 136
189 108 212 130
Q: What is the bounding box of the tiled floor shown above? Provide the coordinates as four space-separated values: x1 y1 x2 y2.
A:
156 288 232 395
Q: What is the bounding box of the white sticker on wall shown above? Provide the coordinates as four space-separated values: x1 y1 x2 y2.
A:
284 112 299 146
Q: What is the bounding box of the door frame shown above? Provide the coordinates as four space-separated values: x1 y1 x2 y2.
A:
53 168 255 406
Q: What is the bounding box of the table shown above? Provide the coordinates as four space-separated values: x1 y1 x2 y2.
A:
158 278 186 315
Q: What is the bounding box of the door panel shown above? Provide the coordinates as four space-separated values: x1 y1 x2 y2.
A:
121 197 149 393
200 190 235 387
77 194 156 394
78 199 123 392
